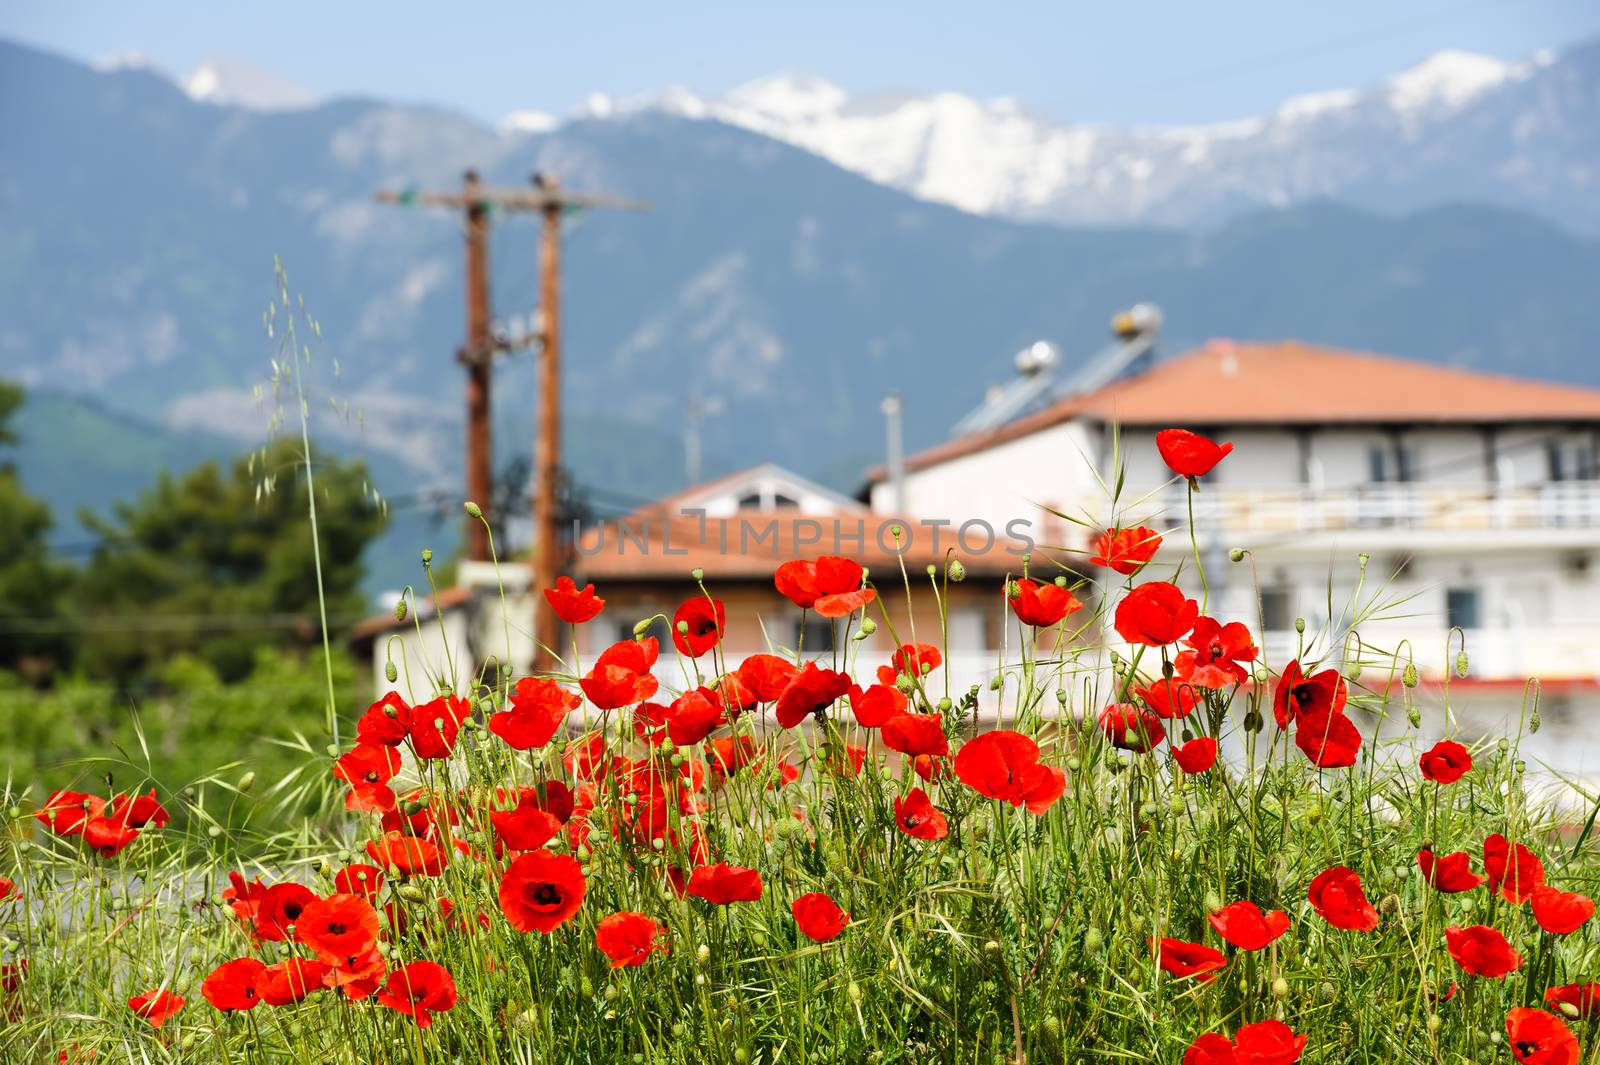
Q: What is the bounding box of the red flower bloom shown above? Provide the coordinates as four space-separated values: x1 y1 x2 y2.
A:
545 575 604 624
1307 866 1379 931
848 683 908 728
1099 703 1166 753
912 753 949 783
1446 923 1522 978
201 958 266 1012
0 878 13 902
356 692 412 746
1153 937 1227 982
792 892 850 942
1175 617 1258 688
737 654 798 703
1506 1007 1580 1065
1007 578 1083 628
671 597 726 658
376 960 458 1029
1532 885 1595 936
954 731 1064 813
775 662 852 729
708 735 759 778
1134 678 1199 720
499 851 586 934
255 882 319 942
1090 526 1162 575
595 912 667 968
1485 833 1546 904
259 958 331 1006
894 788 949 840
1272 660 1346 729
1232 1019 1307 1065
1294 707 1361 769
406 695 472 760
36 790 104 837
1208 901 1290 951
881 712 950 758
1419 739 1473 784
686 863 763 905
81 815 140 857
1418 848 1487 893
329 946 387 1002
108 788 170 829
775 556 877 617
580 638 661 710
1545 984 1600 1021
296 894 381 967
666 686 727 746
488 677 580 750
1172 737 1219 774
889 642 942 679
333 864 385 902
1157 428 1233 478
1114 582 1199 646
128 988 185 1027
366 831 446 877
334 742 403 812
1183 1033 1237 1065
490 787 568 853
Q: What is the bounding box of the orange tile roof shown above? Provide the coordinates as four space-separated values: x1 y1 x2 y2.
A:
881 340 1600 478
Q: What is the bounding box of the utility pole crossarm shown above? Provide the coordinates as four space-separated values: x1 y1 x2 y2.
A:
375 187 650 214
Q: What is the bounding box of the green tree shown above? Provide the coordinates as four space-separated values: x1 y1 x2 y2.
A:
75 438 387 684
0 382 74 679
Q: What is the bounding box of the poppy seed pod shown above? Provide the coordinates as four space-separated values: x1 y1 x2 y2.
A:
421 549 433 565
691 568 704 581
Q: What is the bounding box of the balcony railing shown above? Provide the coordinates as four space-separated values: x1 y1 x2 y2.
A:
1166 483 1600 534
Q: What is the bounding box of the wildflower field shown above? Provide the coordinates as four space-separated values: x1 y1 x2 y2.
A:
4 429 1598 1065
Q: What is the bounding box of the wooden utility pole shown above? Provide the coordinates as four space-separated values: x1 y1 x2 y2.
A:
462 172 493 562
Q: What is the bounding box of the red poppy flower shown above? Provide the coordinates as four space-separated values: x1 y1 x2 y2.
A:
1208 901 1290 950
666 687 727 746
356 692 413 746
775 556 877 617
329 946 387 1002
889 643 942 678
672 597 726 658
499 851 587 933
849 683 908 728
709 735 759 778
912 753 949 783
1175 617 1258 688
1307 866 1379 931
202 958 266 1012
0 878 14 903
954 731 1065 814
1294 707 1361 769
1173 737 1218 774
881 712 950 758
686 863 763 905
366 831 446 878
36 790 104 837
296 894 381 967
580 638 661 710
738 654 798 702
258 958 330 1006
1417 848 1486 893
81 816 140 857
1446 923 1522 978
334 742 403 812
1419 739 1473 784
792 892 850 942
595 912 668 968
376 960 458 1029
1232 1019 1307 1065
1183 1033 1237 1065
490 789 567 853
1007 578 1083 628
824 744 869 778
545 575 604 624
128 988 185 1027
775 662 852 729
1157 428 1233 478
108 788 170 829
1272 660 1347 729
488 677 581 750
1545 984 1600 1021
253 882 318 942
1485 834 1546 904
1090 526 1162 575
1114 582 1199 646
1099 703 1166 753
1153 937 1227 982
1532 885 1595 936
1134 678 1199 720
894 788 949 840
332 864 384 902
1506 1007 1580 1065
406 695 472 760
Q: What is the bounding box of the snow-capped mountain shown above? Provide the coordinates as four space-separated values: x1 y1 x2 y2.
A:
531 42 1598 231
184 56 316 110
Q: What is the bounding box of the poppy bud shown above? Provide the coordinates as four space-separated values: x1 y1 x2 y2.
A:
859 618 877 636
604 985 618 1002
988 675 1003 692
399 883 425 902
1228 547 1245 563
1006 580 1021 601
937 697 952 712
1425 1014 1442 1033
896 673 914 694
1271 977 1289 998
676 620 689 635
385 659 398 683
1055 688 1068 704
632 618 653 639
696 944 710 965
181 1034 199 1052
947 559 966 583
580 977 594 997
1514 759 1525 775
1402 662 1418 688
1558 1001 1581 1020
1497 738 1509 755
237 771 255 793
395 598 408 622
1043 1015 1061 1038
890 525 903 540
1455 651 1469 677
1083 927 1103 953
1406 705 1421 728
1529 713 1540 734
848 981 863 1003
1295 617 1306 635
421 548 433 566
1379 894 1400 915
1203 890 1222 913
208 825 222 838
1243 711 1263 733
402 798 425 816
926 564 937 578
513 1008 540 1035
1053 576 1068 588
691 567 705 582
464 501 482 519
1066 756 1081 771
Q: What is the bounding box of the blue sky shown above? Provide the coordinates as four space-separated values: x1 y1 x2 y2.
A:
4 0 1598 125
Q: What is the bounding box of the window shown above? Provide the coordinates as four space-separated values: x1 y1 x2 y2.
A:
1446 588 1481 631
795 616 837 653
1367 446 1389 483
772 493 799 509
737 491 763 510
1259 588 1293 632
1547 441 1567 482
